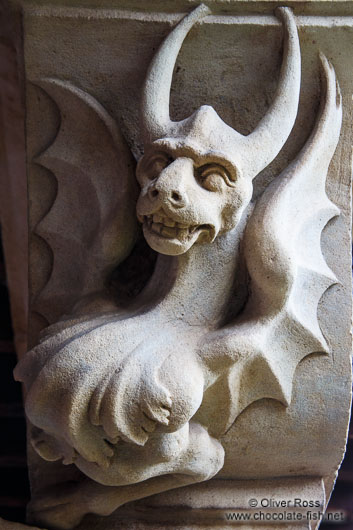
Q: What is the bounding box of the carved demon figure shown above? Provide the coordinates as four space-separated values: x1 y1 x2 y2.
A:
15 4 342 529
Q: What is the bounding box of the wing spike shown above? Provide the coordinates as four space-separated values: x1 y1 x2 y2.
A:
294 261 337 284
284 308 330 355
221 352 294 434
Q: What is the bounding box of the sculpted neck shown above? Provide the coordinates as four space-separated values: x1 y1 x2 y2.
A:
139 219 248 328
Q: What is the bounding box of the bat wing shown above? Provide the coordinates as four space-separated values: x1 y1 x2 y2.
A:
200 55 342 437
31 79 139 323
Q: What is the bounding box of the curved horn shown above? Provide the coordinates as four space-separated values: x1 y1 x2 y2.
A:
242 7 301 179
141 4 210 142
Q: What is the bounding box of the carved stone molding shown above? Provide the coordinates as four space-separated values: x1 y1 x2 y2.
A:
3 0 352 528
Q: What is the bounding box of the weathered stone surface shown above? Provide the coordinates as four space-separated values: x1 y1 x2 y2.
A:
2 0 351 528
75 477 325 529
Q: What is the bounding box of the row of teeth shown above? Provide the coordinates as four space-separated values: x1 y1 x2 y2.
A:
149 213 189 228
143 214 198 238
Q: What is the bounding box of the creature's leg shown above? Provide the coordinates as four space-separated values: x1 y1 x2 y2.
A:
28 422 224 530
28 473 198 530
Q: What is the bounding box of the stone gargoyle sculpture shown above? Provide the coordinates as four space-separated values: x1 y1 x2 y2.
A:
15 4 342 529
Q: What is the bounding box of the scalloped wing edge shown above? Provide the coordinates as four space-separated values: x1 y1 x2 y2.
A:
202 54 342 437
31 78 138 323
229 54 342 429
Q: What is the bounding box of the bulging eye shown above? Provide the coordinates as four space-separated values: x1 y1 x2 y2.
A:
145 153 173 180
198 164 232 192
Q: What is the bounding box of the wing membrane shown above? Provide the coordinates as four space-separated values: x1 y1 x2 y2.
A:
31 79 138 322
199 55 342 436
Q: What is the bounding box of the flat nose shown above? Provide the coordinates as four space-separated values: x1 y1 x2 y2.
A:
147 186 185 207
147 157 192 208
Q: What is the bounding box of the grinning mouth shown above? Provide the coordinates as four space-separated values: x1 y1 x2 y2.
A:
142 212 211 240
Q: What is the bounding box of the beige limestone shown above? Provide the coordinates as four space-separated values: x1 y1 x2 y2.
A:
1 0 351 529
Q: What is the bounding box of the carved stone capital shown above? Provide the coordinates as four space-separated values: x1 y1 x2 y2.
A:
2 1 352 528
